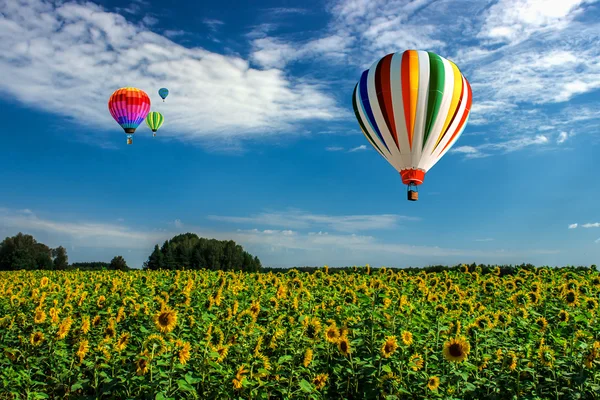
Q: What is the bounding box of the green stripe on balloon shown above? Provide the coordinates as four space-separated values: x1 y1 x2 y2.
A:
422 52 445 150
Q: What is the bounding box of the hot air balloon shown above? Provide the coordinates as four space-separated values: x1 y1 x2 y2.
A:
108 87 151 145
158 88 169 102
352 50 472 201
145 111 164 137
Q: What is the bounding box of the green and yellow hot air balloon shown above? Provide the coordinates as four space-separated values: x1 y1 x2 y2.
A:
145 111 164 137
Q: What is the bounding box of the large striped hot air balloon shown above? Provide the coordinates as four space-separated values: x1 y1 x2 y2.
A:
108 87 151 145
145 111 164 137
352 50 472 201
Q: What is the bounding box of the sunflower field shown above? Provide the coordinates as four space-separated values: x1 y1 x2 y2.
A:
1 265 600 399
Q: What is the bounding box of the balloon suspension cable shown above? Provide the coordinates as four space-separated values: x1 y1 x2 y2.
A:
127 134 133 145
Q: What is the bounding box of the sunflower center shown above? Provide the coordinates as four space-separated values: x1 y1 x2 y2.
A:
158 312 171 326
449 343 463 357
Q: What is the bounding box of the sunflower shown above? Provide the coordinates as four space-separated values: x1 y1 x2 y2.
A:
215 345 229 363
34 308 46 324
96 295 106 308
527 291 540 305
76 340 89 363
536 317 548 332
313 373 328 390
303 348 313 367
435 304 448 315
92 315 101 328
30 331 44 346
325 324 340 343
154 306 178 333
474 316 492 330
409 353 424 371
505 281 516 292
104 324 116 340
115 333 130 352
40 277 49 288
584 298 598 312
538 343 555 367
507 351 518 371
381 336 398 358
558 310 569 323
427 376 440 391
143 334 167 357
511 292 529 308
494 311 512 326
178 341 191 365
249 300 261 316
401 331 413 346
56 317 73 340
442 337 471 363
136 357 149 376
337 336 351 356
564 289 579 306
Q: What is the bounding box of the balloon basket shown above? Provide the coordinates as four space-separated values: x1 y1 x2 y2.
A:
127 137 133 145
407 183 419 201
153 133 156 137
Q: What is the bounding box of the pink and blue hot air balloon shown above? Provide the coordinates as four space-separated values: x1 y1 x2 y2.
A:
108 87 152 145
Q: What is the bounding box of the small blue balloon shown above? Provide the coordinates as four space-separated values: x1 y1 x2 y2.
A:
158 88 169 101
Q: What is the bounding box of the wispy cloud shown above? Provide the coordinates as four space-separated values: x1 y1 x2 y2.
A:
202 18 224 32
452 135 550 159
326 146 345 151
569 223 578 229
0 208 166 249
207 209 419 232
349 145 367 152
582 223 600 228
0 0 345 147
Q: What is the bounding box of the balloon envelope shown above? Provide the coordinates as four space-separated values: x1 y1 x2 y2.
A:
158 88 169 100
352 50 472 186
145 111 164 133
108 87 151 134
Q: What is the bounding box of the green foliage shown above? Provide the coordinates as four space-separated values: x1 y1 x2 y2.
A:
109 255 129 271
69 262 111 271
52 246 68 270
0 233 54 271
143 233 261 272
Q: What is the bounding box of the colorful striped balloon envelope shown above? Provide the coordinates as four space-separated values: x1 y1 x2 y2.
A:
145 111 164 137
352 50 472 200
108 87 152 145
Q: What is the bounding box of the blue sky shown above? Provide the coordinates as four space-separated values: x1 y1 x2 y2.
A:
1 0 599 269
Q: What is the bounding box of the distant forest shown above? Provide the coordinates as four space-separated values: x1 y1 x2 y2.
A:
0 232 597 274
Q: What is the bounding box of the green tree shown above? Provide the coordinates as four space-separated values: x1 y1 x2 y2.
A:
52 246 69 270
109 256 129 271
0 233 53 271
143 233 261 272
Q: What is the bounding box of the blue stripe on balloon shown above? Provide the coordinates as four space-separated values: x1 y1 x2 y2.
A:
359 70 389 152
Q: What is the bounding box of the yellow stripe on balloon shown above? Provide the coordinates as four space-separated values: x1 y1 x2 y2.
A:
408 50 419 144
433 61 462 150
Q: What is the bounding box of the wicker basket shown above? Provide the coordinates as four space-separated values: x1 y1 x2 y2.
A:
407 190 419 201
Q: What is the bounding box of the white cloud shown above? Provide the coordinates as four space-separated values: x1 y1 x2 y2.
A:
0 208 166 249
478 0 591 45
326 146 345 151
582 223 600 228
207 209 418 232
569 223 578 229
174 219 183 228
0 0 345 146
557 131 569 144
349 145 367 152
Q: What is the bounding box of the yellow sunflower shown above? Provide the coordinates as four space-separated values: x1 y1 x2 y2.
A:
303 348 313 367
337 336 351 356
154 306 178 333
30 331 44 346
409 353 424 371
427 376 440 391
115 333 130 352
76 340 89 363
313 373 328 390
564 289 579 306
325 324 340 343
442 337 471 363
558 310 569 323
381 336 398 358
401 331 413 346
